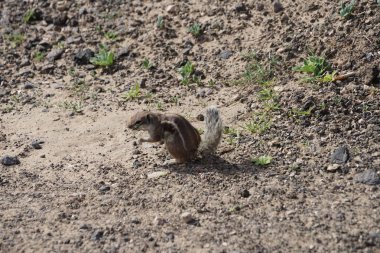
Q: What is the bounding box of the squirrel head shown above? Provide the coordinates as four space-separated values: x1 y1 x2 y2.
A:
127 111 158 131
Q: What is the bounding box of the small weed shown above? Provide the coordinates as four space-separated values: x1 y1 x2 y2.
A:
339 0 355 18
121 83 141 101
70 79 89 100
141 58 153 70
33 51 45 62
55 41 65 49
224 127 240 145
104 31 118 40
293 55 331 82
90 44 115 67
252 155 272 166
188 22 202 37
156 16 165 29
241 53 277 85
289 107 314 118
258 88 277 101
178 61 196 85
320 71 337 83
207 79 216 87
4 33 24 48
245 113 272 135
23 9 36 23
155 101 164 111
61 101 83 114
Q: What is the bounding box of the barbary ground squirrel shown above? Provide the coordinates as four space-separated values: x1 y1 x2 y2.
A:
127 106 223 163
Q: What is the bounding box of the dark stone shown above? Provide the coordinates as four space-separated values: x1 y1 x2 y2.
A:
116 47 130 59
1 156 20 166
218 50 233 59
91 230 104 241
240 189 250 198
23 82 34 89
330 146 349 164
273 2 284 13
74 49 95 65
31 140 44 149
354 169 380 185
196 114 205 121
99 185 111 192
233 3 247 12
46 48 64 62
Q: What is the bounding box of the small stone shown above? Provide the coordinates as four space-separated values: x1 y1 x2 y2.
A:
218 50 233 59
153 216 167 226
256 3 265 11
180 212 194 224
79 224 90 230
166 5 179 14
354 169 380 185
23 82 34 89
91 230 104 241
46 48 64 62
240 189 250 198
1 156 20 166
99 185 111 192
196 114 205 121
273 2 284 13
330 146 350 164
31 140 44 149
116 47 130 59
233 3 246 12
131 217 141 224
74 49 95 65
147 170 169 179
50 83 65 89
327 164 340 172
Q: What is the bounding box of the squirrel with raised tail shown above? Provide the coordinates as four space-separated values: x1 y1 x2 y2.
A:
127 106 223 163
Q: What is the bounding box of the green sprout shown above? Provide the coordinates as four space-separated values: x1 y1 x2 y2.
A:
33 51 45 62
156 16 165 29
188 22 202 37
104 31 118 40
293 55 332 82
178 61 195 85
122 83 141 101
252 155 272 166
141 58 153 70
339 0 355 18
23 9 36 23
90 44 115 67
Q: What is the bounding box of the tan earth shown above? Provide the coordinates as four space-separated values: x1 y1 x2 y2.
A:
1 0 380 252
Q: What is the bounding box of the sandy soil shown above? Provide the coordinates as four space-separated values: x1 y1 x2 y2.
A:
1 0 380 252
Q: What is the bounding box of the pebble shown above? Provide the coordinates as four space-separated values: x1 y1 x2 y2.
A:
166 5 179 15
147 170 169 179
1 155 20 166
326 164 340 172
330 146 350 164
74 49 95 65
354 169 380 185
153 216 167 226
240 189 250 198
273 1 284 13
50 83 65 89
91 230 104 241
31 140 44 149
23 82 34 89
180 212 194 224
99 185 111 192
116 47 130 59
46 48 64 62
218 50 233 59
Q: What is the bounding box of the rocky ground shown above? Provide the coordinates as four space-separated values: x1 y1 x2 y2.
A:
1 0 380 252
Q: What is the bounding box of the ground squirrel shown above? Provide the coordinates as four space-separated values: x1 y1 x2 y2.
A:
127 106 223 163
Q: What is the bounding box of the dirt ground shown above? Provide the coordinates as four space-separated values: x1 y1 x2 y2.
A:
1 0 380 252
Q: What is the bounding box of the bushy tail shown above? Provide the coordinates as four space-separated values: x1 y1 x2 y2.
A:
199 106 223 154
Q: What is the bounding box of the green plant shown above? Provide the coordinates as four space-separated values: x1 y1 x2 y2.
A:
178 61 196 85
188 22 202 37
289 107 314 118
245 113 272 135
252 155 272 166
61 101 83 114
122 83 141 101
33 51 45 62
4 33 24 48
141 58 153 70
23 9 36 23
104 31 118 40
224 127 240 145
90 44 115 67
321 71 337 82
241 53 277 86
156 16 165 29
292 55 331 82
339 0 355 18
